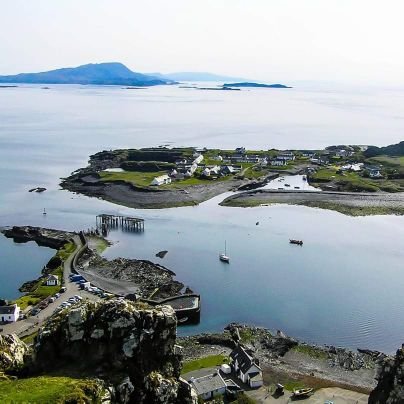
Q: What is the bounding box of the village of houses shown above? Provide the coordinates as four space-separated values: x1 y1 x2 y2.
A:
149 145 385 188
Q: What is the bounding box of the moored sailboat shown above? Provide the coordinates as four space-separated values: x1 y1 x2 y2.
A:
219 241 230 263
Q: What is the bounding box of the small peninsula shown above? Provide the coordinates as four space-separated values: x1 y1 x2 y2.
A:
223 82 292 88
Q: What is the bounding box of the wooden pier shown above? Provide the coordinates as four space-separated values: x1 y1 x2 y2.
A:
96 214 144 234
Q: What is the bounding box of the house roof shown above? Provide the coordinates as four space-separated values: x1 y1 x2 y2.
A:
47 274 58 281
190 373 226 396
0 305 18 315
248 372 263 382
230 345 262 374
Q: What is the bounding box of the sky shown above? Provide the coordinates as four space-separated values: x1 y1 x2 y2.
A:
1 0 404 83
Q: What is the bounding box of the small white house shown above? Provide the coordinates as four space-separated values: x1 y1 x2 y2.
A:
46 274 59 286
190 372 227 401
277 152 295 161
230 345 264 388
151 175 172 186
193 154 204 165
0 304 20 323
270 158 287 166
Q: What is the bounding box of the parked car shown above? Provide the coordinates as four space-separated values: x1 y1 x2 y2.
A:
59 287 67 293
31 308 40 316
54 293 60 298
49 297 56 303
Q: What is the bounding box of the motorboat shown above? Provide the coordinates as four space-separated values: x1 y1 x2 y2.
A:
290 239 303 245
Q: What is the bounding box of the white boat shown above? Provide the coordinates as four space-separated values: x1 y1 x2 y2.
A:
219 241 230 263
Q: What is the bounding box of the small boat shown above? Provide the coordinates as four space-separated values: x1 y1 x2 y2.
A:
284 184 290 187
294 186 300 189
292 388 313 397
303 175 307 181
256 221 259 226
42 208 47 215
290 239 303 245
219 241 230 263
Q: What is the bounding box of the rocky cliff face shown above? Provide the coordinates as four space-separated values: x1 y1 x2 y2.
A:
369 345 404 403
33 299 197 403
0 334 29 373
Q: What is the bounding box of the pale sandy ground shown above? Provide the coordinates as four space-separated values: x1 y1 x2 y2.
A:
246 386 368 404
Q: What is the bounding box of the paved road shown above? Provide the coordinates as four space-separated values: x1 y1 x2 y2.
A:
1 236 99 337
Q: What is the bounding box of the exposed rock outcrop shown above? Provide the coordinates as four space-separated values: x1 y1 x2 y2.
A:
33 299 197 403
0 334 29 373
369 345 404 403
1 226 74 249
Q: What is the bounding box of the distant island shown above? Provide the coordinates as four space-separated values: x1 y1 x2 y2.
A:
223 82 292 88
0 62 175 86
149 71 249 82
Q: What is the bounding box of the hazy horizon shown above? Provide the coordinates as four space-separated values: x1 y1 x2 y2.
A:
2 0 404 85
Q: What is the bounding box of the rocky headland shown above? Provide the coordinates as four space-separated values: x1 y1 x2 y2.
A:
77 247 192 300
1 225 75 249
0 299 197 403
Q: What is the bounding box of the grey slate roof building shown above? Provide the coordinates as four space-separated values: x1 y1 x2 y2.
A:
230 345 260 374
190 372 227 400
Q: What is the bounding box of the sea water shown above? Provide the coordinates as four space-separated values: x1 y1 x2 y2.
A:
1 83 404 353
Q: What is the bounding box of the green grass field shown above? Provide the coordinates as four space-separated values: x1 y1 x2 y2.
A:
99 170 166 187
0 376 104 403
181 355 229 375
366 155 404 167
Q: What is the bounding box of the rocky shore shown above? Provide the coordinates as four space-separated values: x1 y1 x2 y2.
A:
62 171 246 209
179 323 387 393
221 189 404 216
1 226 75 249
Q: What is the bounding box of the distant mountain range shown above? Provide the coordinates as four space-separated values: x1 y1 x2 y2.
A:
0 63 290 88
149 71 249 82
0 63 173 86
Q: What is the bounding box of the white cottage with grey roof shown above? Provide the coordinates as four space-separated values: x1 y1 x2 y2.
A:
0 304 20 323
230 345 263 388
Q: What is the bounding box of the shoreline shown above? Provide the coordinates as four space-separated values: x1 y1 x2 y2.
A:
179 324 385 394
220 189 404 216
